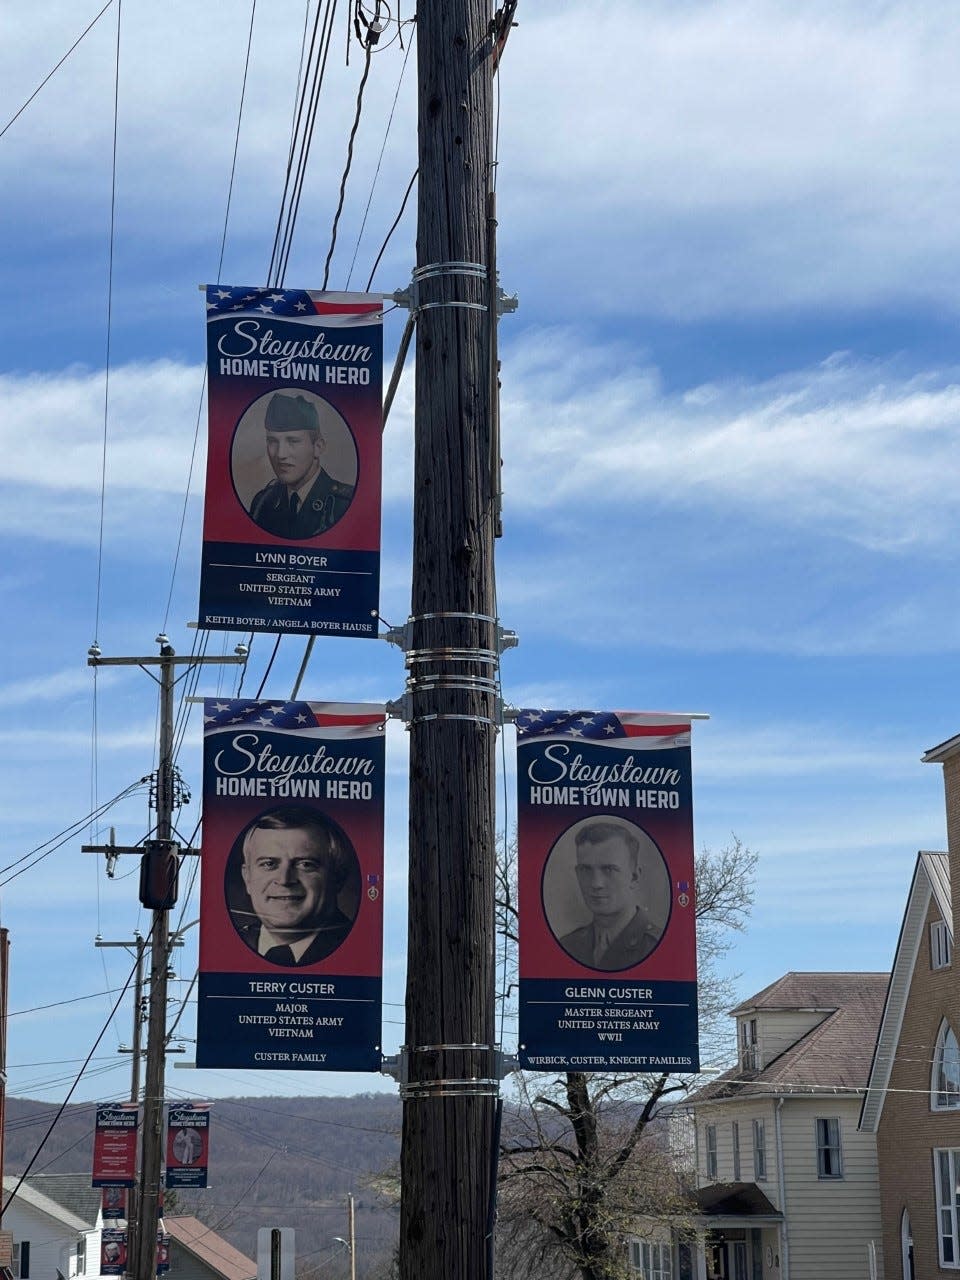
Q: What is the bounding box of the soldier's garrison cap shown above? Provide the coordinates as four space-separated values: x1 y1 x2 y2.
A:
264 392 320 433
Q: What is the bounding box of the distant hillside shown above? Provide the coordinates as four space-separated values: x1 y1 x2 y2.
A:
4 1094 401 1278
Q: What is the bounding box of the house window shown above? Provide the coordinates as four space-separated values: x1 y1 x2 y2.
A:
629 1240 673 1279
76 1236 86 1276
732 1121 741 1181
933 1022 960 1109
932 920 952 970
935 1149 960 1266
739 1017 759 1070
753 1118 767 1180
816 1117 842 1178
13 1242 30 1279
705 1123 718 1179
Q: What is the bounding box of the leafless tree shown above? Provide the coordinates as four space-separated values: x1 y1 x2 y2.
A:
496 837 757 1280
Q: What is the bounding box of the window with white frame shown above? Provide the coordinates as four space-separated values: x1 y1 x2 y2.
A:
705 1123 718 1179
739 1017 759 1070
76 1235 86 1276
935 1148 960 1266
629 1239 673 1279
934 1021 960 1110
932 919 952 970
816 1117 842 1178
732 1120 741 1181
753 1118 767 1180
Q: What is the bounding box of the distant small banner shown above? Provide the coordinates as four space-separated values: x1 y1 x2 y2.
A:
157 1233 171 1275
165 1103 210 1189
199 286 383 638
92 1103 139 1187
101 1229 127 1276
516 710 700 1072
101 1187 126 1221
197 700 386 1071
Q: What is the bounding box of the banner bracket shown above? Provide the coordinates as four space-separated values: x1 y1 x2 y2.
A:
382 1043 511 1096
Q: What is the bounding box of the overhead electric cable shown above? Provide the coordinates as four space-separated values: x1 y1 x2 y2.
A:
1 940 142 1215
0 0 115 140
345 20 415 288
0 779 146 883
322 43 373 288
365 166 416 290
92 0 122 648
269 0 340 286
161 0 259 635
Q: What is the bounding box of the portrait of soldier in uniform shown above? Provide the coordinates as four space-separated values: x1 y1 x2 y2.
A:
238 391 356 539
542 818 670 971
226 806 361 966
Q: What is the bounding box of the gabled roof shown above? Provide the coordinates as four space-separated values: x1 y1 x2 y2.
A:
1 1176 90 1233
922 735 960 764
731 971 886 1017
860 852 950 1132
164 1217 256 1280
22 1174 102 1228
692 972 889 1104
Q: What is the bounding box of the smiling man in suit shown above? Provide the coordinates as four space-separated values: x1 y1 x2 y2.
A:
236 807 355 966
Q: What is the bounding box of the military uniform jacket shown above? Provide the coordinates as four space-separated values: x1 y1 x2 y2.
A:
249 469 355 539
560 909 662 971
233 911 354 966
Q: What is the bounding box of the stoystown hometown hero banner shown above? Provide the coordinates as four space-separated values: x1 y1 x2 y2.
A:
198 700 385 1071
92 1103 138 1187
200 286 382 638
165 1104 210 1189
517 710 700 1072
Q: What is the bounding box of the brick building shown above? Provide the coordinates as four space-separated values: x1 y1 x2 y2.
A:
860 732 960 1278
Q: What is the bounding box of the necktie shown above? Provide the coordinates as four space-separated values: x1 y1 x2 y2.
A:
264 944 296 966
593 929 610 965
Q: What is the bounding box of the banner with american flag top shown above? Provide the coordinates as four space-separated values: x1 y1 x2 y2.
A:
199 285 382 639
197 699 385 1071
516 710 700 1072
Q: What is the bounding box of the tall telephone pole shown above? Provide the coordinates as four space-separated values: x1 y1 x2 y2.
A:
88 638 245 1280
399 0 501 1276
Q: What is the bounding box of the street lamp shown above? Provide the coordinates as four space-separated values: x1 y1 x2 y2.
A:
333 1194 356 1280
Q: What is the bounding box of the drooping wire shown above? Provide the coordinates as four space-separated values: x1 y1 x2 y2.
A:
1 938 143 1216
344 21 414 288
0 779 147 886
92 0 122 648
322 42 373 288
0 0 116 141
365 167 416 291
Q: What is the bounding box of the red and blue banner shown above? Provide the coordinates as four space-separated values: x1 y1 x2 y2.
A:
516 710 700 1072
101 1188 126 1222
100 1230 127 1276
199 286 382 638
198 699 385 1071
92 1103 139 1187
165 1103 210 1189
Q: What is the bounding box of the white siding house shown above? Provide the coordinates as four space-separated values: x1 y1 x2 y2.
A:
669 973 888 1280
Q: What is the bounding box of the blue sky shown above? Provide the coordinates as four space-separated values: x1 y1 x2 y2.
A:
1 0 958 1105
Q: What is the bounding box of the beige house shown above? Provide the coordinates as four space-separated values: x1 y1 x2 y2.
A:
675 972 887 1280
859 730 960 1277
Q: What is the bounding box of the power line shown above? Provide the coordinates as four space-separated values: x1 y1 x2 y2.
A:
1 937 144 1215
0 1 116 140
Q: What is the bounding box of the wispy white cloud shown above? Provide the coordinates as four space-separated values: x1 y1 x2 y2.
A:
501 331 960 553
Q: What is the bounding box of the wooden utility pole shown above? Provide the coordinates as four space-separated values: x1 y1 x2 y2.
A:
88 639 245 1280
399 0 500 1276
